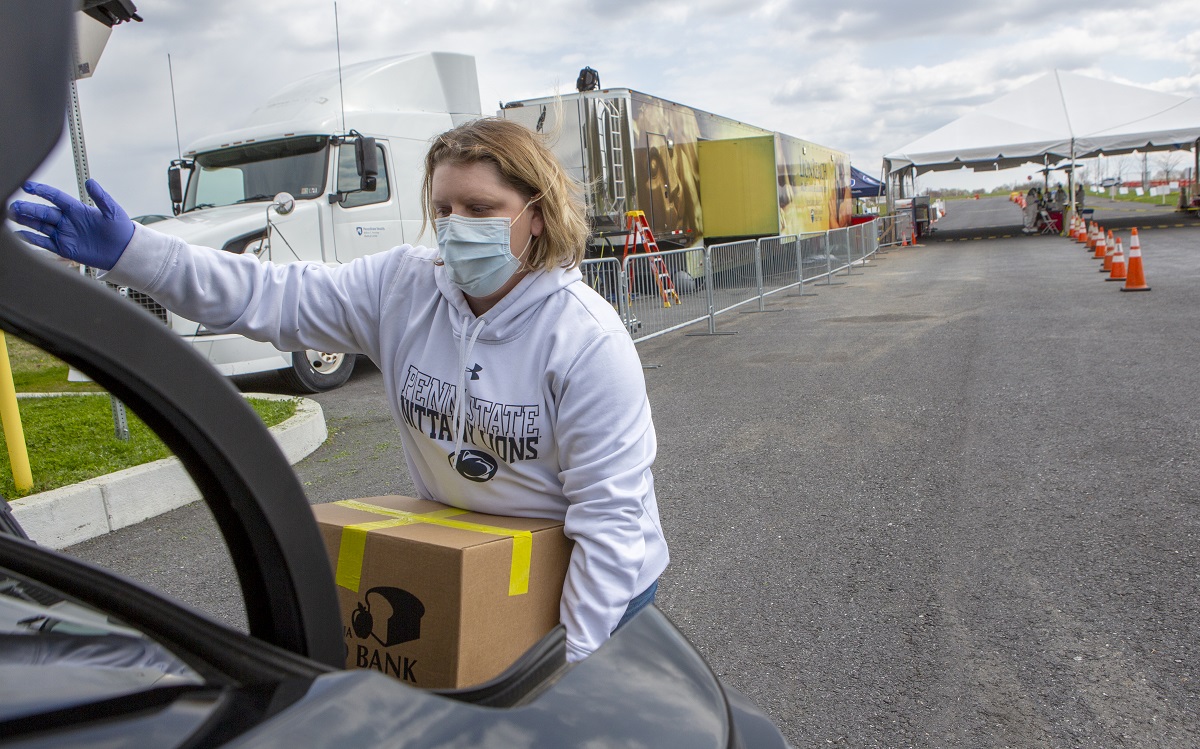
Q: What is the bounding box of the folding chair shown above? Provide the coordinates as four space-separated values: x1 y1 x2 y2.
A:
1036 208 1056 234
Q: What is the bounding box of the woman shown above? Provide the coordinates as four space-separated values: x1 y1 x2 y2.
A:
9 118 668 663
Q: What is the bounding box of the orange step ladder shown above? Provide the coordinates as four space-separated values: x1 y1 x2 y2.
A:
622 210 680 308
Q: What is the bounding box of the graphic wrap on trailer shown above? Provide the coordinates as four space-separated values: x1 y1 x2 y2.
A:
500 87 852 252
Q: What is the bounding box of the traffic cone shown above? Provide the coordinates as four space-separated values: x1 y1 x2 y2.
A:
1093 225 1107 259
1100 231 1115 272
1106 237 1126 282
902 233 909 247
1121 228 1150 292
1088 222 1099 251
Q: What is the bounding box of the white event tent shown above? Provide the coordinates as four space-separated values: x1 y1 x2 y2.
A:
883 70 1200 208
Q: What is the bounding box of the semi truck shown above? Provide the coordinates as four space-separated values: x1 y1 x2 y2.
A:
133 51 480 391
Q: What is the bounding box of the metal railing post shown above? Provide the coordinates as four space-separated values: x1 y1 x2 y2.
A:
791 235 813 297
685 244 736 337
824 233 845 286
843 229 859 275
857 225 869 266
705 245 718 334
754 238 766 311
618 258 633 335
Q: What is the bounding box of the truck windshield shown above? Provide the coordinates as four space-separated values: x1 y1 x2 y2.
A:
183 136 329 212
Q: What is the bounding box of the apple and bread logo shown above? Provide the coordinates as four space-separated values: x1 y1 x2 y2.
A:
351 586 425 647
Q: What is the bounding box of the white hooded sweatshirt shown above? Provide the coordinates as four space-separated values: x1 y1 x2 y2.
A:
104 225 669 662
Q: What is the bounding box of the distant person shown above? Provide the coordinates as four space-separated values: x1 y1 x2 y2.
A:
1023 187 1038 233
1075 183 1085 209
9 118 668 665
1053 185 1067 211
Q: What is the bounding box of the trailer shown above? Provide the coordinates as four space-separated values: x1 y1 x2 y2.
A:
499 86 852 255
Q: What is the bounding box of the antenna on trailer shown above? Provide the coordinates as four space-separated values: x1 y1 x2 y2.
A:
167 53 182 160
334 1 346 133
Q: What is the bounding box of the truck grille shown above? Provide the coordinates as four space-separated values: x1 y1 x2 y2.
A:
85 268 170 325
120 287 170 325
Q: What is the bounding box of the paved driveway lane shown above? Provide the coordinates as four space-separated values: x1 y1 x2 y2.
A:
638 232 1200 747
640 245 1002 745
65 224 1200 747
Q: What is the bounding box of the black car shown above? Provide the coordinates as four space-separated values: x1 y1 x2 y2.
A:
0 4 788 748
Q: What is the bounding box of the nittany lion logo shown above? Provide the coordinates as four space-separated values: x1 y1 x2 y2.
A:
449 449 498 482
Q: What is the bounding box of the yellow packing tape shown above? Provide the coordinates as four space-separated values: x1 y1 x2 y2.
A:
332 499 533 597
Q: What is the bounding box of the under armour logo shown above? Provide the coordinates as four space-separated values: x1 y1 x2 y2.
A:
466 364 482 381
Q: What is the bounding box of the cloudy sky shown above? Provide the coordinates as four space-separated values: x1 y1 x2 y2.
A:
24 0 1200 216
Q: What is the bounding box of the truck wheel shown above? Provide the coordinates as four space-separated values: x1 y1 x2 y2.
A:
281 349 355 393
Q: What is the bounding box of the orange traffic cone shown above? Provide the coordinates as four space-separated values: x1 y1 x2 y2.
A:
1106 237 1126 282
1121 228 1150 292
902 233 910 247
1088 222 1099 251
1100 231 1115 272
1093 225 1107 259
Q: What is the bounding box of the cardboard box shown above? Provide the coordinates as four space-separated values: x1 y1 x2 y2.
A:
312 495 572 689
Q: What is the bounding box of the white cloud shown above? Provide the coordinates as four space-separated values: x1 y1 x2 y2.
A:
20 0 1200 214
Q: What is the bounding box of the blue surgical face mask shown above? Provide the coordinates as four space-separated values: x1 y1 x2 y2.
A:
435 200 535 298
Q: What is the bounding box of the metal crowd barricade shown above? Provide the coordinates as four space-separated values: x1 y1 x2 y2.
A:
793 232 822 286
579 256 625 324
756 235 801 304
621 246 709 343
849 222 872 267
874 214 894 247
579 215 894 343
704 240 759 318
823 227 849 276
874 213 912 248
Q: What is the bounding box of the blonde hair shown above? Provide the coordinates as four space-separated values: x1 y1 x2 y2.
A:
421 117 590 270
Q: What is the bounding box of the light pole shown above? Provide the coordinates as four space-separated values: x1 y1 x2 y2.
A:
70 3 143 440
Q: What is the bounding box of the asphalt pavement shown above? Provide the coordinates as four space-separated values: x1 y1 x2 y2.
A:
67 197 1200 748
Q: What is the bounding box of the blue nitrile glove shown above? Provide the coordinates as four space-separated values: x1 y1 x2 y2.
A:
7 179 135 271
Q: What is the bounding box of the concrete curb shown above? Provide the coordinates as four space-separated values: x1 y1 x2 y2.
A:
9 393 327 550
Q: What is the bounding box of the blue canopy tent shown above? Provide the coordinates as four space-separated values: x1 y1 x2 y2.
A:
850 166 884 198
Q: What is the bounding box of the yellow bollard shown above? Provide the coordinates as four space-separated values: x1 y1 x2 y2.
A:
0 332 33 491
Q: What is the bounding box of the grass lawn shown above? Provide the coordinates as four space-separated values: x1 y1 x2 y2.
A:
0 334 297 497
6 335 106 393
1091 189 1185 207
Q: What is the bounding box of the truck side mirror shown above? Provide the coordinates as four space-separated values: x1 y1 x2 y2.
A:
167 158 192 215
167 165 183 210
355 135 378 192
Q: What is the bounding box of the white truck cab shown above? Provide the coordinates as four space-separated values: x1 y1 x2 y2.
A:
140 51 481 391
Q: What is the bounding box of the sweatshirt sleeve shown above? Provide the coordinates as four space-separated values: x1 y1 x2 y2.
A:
554 329 658 662
100 223 399 361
